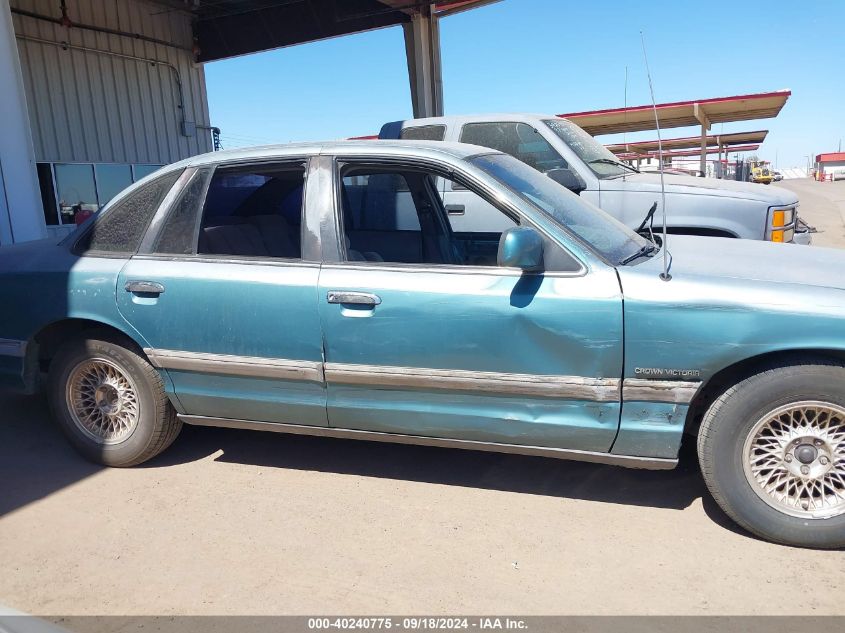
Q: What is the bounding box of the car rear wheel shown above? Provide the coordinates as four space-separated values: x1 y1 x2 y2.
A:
48 335 181 467
698 361 845 548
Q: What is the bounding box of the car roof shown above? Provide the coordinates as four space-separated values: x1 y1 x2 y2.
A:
168 139 501 171
390 113 559 127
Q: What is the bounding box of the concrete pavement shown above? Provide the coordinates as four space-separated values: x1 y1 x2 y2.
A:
775 178 845 248
1 388 844 615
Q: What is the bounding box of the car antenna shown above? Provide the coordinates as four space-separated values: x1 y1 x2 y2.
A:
622 65 628 181
640 31 671 282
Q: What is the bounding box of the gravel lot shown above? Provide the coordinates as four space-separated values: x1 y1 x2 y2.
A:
1 178 844 616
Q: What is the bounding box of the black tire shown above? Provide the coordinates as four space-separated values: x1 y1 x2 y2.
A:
48 334 181 467
698 360 845 549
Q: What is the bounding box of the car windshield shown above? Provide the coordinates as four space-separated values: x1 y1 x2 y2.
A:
543 118 631 179
470 153 651 264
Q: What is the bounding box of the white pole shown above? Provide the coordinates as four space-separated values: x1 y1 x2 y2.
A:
0 0 46 245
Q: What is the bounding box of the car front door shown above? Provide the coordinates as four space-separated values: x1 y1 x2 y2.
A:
116 160 327 426
316 155 623 452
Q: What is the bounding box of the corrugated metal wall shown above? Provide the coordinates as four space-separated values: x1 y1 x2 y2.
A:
11 0 211 165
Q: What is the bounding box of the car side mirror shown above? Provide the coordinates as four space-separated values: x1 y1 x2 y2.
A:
497 227 544 272
547 168 586 195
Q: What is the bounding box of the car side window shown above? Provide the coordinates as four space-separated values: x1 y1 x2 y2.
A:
151 168 213 255
339 163 518 267
459 122 568 173
194 162 306 259
74 169 182 255
399 125 446 141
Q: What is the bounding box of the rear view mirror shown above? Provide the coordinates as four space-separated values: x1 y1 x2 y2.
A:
547 168 586 195
497 227 544 272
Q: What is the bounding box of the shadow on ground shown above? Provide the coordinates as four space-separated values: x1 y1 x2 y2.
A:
0 390 103 517
1 391 741 535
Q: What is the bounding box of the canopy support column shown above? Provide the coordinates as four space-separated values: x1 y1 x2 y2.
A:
402 4 443 118
694 102 711 178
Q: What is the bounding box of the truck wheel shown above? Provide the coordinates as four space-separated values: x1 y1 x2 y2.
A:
698 361 845 548
48 335 181 467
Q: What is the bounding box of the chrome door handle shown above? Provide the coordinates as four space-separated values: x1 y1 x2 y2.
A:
326 291 381 306
125 280 165 295
445 204 465 216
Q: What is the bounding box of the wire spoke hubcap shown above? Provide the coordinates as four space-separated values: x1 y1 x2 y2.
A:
743 401 845 519
66 358 139 445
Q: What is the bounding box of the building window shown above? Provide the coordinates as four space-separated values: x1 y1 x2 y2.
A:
36 163 58 226
133 164 164 181
54 163 98 225
34 162 167 227
95 164 133 206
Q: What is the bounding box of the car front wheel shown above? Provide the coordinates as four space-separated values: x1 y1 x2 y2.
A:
48 334 181 467
698 361 845 548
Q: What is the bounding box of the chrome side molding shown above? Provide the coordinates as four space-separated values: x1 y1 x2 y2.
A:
324 363 621 401
0 338 26 358
622 379 700 404
143 348 699 405
144 348 324 382
179 415 678 470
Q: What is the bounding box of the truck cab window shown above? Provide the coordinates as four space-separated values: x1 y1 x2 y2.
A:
399 125 447 141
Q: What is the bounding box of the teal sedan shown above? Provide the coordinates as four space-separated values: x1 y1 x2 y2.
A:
1 140 844 548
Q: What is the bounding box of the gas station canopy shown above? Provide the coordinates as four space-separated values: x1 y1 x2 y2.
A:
606 130 769 155
559 90 791 136
190 0 498 63
615 144 761 161
181 0 499 119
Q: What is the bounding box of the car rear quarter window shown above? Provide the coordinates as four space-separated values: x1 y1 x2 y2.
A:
74 169 181 255
399 125 446 141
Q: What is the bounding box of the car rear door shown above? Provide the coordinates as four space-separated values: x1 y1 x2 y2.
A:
116 160 327 426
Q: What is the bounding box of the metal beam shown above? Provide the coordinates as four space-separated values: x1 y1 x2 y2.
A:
402 4 443 118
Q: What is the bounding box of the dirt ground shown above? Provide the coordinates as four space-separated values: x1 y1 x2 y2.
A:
1 178 844 616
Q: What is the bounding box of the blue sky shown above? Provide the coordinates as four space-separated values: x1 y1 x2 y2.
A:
205 0 844 168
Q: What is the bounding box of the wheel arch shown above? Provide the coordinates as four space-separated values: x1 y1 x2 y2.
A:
24 317 148 392
684 348 845 437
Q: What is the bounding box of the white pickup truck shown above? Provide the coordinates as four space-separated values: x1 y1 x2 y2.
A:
378 114 811 244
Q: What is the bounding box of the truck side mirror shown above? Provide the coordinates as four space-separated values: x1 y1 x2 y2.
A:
497 227 544 272
547 168 586 195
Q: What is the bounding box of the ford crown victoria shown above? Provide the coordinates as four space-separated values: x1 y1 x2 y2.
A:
0 141 843 548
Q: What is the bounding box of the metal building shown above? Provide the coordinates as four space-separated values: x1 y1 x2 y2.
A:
1 0 212 244
815 152 845 181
